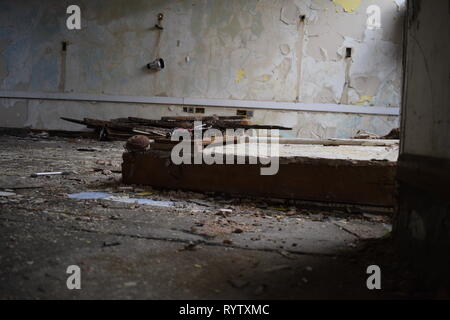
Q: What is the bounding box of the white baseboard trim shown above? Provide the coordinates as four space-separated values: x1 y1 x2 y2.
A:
0 91 400 116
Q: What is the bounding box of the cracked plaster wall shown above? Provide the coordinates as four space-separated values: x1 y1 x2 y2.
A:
0 0 405 138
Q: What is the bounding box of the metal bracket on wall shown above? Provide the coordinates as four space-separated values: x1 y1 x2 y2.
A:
155 13 164 30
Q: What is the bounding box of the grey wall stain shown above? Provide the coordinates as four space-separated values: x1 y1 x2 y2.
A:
0 100 28 127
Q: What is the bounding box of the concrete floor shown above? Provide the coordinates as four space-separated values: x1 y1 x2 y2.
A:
0 135 422 299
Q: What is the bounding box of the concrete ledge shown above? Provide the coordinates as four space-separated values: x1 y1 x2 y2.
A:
122 151 397 207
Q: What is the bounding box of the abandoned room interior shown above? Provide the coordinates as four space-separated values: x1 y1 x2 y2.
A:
0 0 449 300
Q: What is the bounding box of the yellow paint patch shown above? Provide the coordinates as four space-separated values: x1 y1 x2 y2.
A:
332 0 362 13
235 69 246 83
355 96 373 105
262 74 271 82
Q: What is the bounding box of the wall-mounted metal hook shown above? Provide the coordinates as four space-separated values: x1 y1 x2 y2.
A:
147 58 165 71
155 13 164 30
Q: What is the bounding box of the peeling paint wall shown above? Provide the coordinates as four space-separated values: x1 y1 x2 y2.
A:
302 0 405 107
0 0 405 137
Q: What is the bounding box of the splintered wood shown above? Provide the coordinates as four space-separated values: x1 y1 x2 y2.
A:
60 115 292 142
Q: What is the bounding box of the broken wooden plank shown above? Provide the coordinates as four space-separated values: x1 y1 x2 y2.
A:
161 115 248 121
60 117 87 126
61 117 134 132
127 117 193 129
248 137 399 147
211 120 292 131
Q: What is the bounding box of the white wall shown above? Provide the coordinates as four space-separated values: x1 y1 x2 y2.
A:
0 0 405 138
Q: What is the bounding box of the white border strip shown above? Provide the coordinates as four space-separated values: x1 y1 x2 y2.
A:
0 91 400 116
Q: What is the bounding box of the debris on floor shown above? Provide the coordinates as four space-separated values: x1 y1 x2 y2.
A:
0 191 17 197
68 192 174 207
60 115 293 142
0 134 417 299
353 128 400 140
31 171 72 178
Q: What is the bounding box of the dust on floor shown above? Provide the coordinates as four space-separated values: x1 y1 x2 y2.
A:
0 135 422 299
